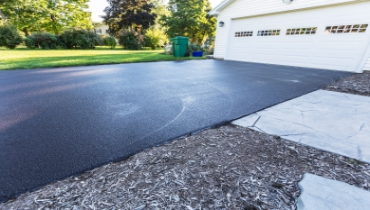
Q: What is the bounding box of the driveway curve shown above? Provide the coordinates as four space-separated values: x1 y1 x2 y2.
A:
0 60 351 202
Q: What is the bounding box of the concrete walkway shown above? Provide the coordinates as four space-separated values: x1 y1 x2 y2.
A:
233 90 370 163
234 89 370 209
297 173 370 210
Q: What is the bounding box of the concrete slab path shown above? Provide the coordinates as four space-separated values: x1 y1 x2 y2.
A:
0 60 351 202
297 173 370 210
233 90 370 163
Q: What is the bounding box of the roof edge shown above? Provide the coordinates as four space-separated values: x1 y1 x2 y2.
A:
209 0 237 15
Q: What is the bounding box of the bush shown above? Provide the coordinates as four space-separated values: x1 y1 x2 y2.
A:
144 28 167 50
0 23 23 49
189 43 202 52
59 29 103 49
118 32 143 50
24 32 59 49
103 36 117 49
144 35 156 50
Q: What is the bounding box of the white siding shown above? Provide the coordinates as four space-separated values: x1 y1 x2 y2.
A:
94 25 109 36
224 2 370 72
365 55 370 71
214 0 364 59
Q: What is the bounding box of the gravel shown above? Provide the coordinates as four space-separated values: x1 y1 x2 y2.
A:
324 72 370 96
1 72 370 210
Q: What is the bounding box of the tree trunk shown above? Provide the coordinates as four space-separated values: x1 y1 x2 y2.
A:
23 28 30 36
50 14 59 35
0 8 6 20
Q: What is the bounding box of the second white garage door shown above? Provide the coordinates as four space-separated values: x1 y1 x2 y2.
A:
226 2 370 72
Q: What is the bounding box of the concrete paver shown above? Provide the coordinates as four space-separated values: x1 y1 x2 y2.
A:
233 90 370 163
297 173 370 210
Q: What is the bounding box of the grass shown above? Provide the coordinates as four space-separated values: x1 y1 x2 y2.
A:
0 46 205 70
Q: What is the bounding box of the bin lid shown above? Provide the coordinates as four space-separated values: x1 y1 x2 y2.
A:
171 36 189 41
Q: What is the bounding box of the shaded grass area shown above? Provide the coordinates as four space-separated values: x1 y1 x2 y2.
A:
0 47 205 70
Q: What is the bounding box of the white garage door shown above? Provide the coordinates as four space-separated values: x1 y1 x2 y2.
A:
226 2 370 72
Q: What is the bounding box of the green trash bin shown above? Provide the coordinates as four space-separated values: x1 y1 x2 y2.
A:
171 36 189 57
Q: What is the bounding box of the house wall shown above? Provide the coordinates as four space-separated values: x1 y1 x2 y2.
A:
213 0 364 59
365 55 370 71
94 25 109 36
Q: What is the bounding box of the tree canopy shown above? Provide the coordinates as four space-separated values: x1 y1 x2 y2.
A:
103 0 157 36
0 0 92 35
160 0 216 44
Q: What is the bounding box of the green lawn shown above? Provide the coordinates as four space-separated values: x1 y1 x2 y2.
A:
0 46 205 70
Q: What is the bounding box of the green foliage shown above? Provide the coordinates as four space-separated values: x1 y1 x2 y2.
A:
0 23 23 49
0 0 92 36
203 36 215 54
144 28 167 49
24 32 59 49
103 0 156 36
103 36 117 49
144 35 156 50
187 43 203 53
118 32 143 50
59 29 102 49
146 0 169 46
160 0 216 45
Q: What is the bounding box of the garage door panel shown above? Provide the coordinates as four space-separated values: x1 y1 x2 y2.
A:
226 2 370 72
278 55 311 64
281 41 314 49
317 42 366 50
313 57 354 69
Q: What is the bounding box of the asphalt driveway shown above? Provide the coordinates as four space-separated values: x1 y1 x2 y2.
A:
0 60 351 202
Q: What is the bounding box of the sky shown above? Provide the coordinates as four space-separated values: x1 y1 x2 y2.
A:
88 0 224 22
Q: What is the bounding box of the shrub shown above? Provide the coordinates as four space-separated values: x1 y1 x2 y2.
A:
144 28 167 50
103 36 117 49
118 32 143 50
59 29 102 49
189 43 202 52
24 32 59 49
0 23 23 49
203 37 215 55
144 35 156 50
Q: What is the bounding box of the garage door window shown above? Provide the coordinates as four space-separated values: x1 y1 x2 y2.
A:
325 24 368 34
235 31 253 37
286 27 317 35
257 29 280 36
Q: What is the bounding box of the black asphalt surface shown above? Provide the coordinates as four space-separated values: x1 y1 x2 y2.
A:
0 60 351 202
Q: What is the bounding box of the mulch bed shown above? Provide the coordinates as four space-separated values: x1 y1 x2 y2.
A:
1 72 370 210
1 126 369 210
324 72 370 96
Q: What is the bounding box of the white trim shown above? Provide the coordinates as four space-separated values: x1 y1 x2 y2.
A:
209 0 365 16
224 19 234 60
357 40 370 73
209 0 237 15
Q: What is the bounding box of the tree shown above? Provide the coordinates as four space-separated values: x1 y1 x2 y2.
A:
0 23 23 49
41 0 93 35
0 0 13 21
160 0 216 45
143 0 169 47
0 0 92 36
103 0 157 36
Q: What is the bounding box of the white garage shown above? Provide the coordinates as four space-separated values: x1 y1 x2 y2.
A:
210 0 370 72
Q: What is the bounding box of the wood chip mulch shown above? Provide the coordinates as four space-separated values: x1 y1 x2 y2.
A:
1 126 369 210
324 72 370 96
